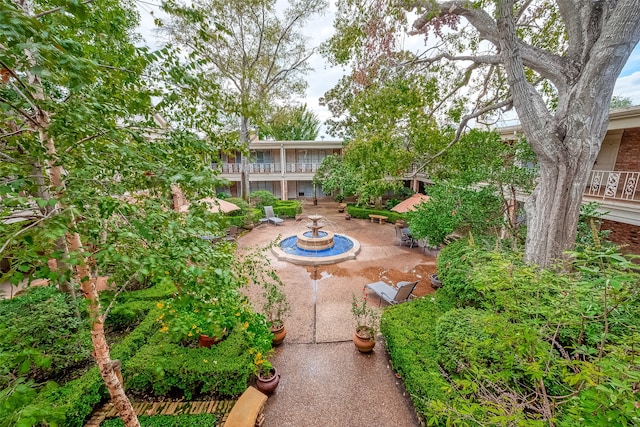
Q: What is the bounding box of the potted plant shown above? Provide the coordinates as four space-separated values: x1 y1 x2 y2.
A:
157 288 242 347
262 282 290 345
242 209 258 230
351 294 381 353
429 273 442 289
254 353 280 395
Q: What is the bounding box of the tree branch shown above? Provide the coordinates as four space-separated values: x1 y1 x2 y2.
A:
34 0 95 18
0 59 37 105
411 96 514 176
64 129 113 153
0 96 40 127
409 1 567 89
408 52 502 67
0 151 19 163
0 208 61 255
0 127 33 140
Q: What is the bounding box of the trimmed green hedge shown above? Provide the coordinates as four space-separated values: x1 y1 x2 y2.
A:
0 286 92 384
125 327 256 399
29 308 162 427
273 200 302 218
381 296 450 418
101 281 177 331
101 413 217 427
345 206 404 223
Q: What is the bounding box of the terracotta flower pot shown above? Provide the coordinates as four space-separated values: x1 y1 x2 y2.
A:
270 324 287 346
353 330 376 353
198 329 226 348
256 367 280 395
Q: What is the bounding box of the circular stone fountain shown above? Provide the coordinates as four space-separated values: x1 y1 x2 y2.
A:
272 214 360 265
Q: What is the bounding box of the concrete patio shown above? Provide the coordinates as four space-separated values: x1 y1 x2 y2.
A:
237 199 439 427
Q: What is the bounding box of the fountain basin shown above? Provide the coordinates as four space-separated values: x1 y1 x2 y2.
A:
296 230 334 251
273 234 360 266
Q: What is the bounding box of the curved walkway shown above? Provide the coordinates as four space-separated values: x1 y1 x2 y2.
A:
238 199 438 427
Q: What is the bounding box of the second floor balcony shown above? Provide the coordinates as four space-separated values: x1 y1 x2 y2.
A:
586 170 640 202
216 162 322 175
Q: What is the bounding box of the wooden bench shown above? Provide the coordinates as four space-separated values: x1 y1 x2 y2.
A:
368 214 388 224
225 386 268 427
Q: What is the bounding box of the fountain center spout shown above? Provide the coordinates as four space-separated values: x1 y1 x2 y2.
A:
306 214 324 238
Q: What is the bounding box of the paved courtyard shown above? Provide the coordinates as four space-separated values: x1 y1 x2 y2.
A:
238 199 439 426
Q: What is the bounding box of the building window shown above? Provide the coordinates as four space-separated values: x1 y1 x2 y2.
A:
255 151 271 164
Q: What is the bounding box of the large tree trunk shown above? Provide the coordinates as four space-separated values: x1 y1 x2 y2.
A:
524 147 594 266
495 0 639 267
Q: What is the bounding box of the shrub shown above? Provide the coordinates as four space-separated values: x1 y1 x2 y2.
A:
223 198 249 214
23 308 163 427
381 296 450 418
0 286 92 383
273 200 302 218
385 198 400 210
345 206 404 223
105 300 154 331
435 238 481 306
125 327 260 399
101 280 178 331
101 413 217 427
249 191 276 209
385 240 640 425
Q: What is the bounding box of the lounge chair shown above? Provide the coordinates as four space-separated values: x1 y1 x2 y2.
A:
264 206 284 226
364 280 418 305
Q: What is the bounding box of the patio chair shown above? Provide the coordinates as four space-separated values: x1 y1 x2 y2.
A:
263 206 284 226
364 280 419 305
398 227 417 248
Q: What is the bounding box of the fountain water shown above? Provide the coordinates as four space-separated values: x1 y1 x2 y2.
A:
271 214 360 265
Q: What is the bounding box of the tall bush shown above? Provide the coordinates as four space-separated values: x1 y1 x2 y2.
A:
383 241 640 425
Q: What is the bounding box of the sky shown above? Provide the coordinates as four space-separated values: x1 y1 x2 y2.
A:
134 0 640 139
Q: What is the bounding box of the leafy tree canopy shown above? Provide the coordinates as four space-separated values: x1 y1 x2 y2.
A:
322 0 640 266
259 103 320 141
610 95 634 110
313 154 361 199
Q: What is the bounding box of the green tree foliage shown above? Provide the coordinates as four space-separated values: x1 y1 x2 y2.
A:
313 154 360 199
259 104 320 141
324 0 640 267
0 0 277 424
610 95 634 109
406 183 503 246
321 73 448 201
159 0 327 195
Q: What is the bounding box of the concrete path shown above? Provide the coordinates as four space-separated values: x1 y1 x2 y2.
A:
238 199 438 426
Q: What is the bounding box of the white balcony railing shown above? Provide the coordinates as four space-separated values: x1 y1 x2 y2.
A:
217 163 242 174
587 170 640 202
215 162 322 175
248 163 281 174
286 163 319 173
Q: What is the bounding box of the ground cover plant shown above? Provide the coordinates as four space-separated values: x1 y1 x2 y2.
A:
101 414 217 427
382 237 640 425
